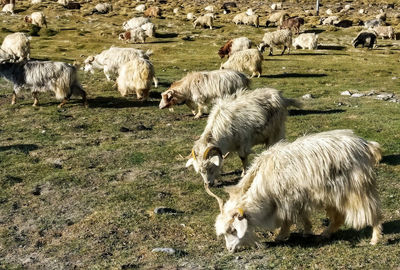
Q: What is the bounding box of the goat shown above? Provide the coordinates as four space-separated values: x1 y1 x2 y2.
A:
186 88 301 185
220 49 263 78
218 37 252 58
258 29 292 56
159 70 250 118
0 50 87 107
207 129 382 252
279 17 304 35
24 12 47 28
1 32 30 62
352 31 377 49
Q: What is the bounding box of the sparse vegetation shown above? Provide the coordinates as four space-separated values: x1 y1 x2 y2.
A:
0 0 399 269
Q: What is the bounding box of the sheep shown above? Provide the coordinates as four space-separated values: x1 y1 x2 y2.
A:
352 31 377 49
118 28 146 43
218 37 252 58
258 29 292 56
292 33 318 50
135 4 146 12
242 14 259 27
2 3 14 14
159 70 250 118
91 3 113 14
232 12 247 25
122 17 150 31
144 6 161 18
372 26 396 40
1 32 30 62
116 57 155 100
207 129 382 252
83 47 152 81
186 88 301 185
0 50 87 107
220 49 263 78
24 12 47 28
193 15 213 29
279 17 304 34
265 11 289 27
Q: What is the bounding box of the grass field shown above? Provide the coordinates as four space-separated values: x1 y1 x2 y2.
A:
0 1 400 269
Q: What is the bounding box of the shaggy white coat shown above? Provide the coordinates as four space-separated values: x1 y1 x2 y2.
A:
123 17 150 31
2 3 14 14
116 57 155 100
242 14 259 27
120 28 146 43
266 11 289 26
1 32 30 61
220 48 263 78
186 88 301 185
293 33 318 50
26 12 47 27
372 26 395 40
159 69 250 118
83 47 152 81
212 129 382 252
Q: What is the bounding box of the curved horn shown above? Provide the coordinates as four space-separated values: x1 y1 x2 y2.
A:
191 149 196 160
204 182 224 213
203 146 222 159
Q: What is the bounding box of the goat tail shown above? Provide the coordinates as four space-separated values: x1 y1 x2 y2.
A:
367 141 382 165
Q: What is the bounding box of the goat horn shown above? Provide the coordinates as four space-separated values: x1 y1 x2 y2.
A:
191 149 196 160
204 182 224 213
203 146 222 159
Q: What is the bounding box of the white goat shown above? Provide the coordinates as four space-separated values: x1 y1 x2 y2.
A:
265 11 289 27
116 57 155 100
83 47 152 81
218 37 252 58
141 22 155 37
242 14 259 27
2 3 13 14
24 12 47 28
207 129 382 252
232 12 247 25
119 28 146 43
220 49 263 78
372 26 396 40
194 14 213 29
1 32 30 62
159 70 250 118
122 17 150 31
258 29 292 56
186 88 301 185
293 33 318 50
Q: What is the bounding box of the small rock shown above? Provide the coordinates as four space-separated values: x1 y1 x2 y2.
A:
152 247 176 255
302 94 314 99
154 207 177 214
32 185 41 196
351 93 364 98
41 130 46 134
375 93 394 101
366 90 376 96
120 127 132 132
392 77 398 80
359 9 364 14
341 90 352 96
136 124 152 131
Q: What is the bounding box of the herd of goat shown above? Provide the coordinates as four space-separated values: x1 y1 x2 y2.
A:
0 0 396 252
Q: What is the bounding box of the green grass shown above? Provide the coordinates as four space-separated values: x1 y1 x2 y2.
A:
0 0 400 269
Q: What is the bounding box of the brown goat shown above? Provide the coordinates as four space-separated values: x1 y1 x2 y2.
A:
279 17 304 35
218 40 233 58
144 6 161 18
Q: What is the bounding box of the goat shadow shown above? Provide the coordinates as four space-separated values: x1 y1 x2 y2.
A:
289 109 345 116
381 154 400 166
263 73 327 79
155 33 178 38
303 29 326 34
318 45 346 50
290 52 329 56
261 219 400 248
0 144 39 154
88 96 159 108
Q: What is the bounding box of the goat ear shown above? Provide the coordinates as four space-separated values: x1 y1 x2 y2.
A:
166 90 174 99
232 214 248 239
185 158 194 168
209 155 220 167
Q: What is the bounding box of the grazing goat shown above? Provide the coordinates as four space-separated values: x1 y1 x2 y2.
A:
352 31 377 49
24 12 47 28
159 70 249 118
144 6 161 18
116 58 155 100
194 14 213 29
119 28 146 43
265 11 289 27
218 37 252 58
207 129 382 252
186 88 301 185
373 26 396 40
1 32 30 61
220 49 263 78
243 14 259 27
122 17 150 31
232 12 246 25
0 50 87 107
293 33 318 50
279 17 304 34
258 29 292 56
84 47 152 81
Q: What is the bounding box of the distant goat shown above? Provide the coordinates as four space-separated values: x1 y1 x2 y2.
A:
352 31 377 49
218 37 252 58
279 17 304 34
24 12 47 28
258 29 292 56
220 49 263 78
1 32 30 61
207 129 382 252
